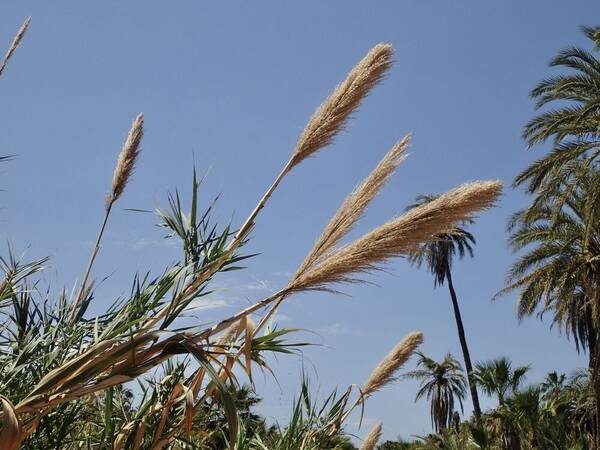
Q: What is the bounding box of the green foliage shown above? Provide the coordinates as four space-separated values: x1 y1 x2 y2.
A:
377 440 420 450
474 357 529 406
517 25 600 198
500 165 600 358
249 377 353 450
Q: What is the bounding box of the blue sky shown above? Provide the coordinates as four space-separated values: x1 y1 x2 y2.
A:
1 0 599 444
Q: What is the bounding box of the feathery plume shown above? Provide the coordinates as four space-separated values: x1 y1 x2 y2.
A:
157 44 396 330
254 136 409 338
289 43 393 169
287 180 502 293
359 421 383 450
110 113 144 205
226 43 394 255
71 114 145 319
294 135 409 279
362 332 423 398
0 17 31 78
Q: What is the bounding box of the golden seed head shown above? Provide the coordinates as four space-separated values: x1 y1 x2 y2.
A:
290 44 393 169
362 332 423 398
110 113 144 205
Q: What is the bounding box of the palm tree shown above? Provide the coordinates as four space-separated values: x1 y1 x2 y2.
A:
516 25 600 198
500 164 600 445
407 195 482 422
474 357 529 406
487 386 543 450
569 369 596 441
513 24 600 448
475 361 531 450
404 352 467 432
540 371 567 399
509 387 544 447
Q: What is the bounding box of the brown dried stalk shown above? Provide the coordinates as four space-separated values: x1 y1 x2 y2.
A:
0 396 21 450
186 181 502 345
0 17 31 78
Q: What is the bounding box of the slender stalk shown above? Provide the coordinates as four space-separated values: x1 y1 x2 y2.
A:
445 268 482 424
70 114 143 322
226 160 292 252
141 161 293 332
71 202 113 321
253 296 285 336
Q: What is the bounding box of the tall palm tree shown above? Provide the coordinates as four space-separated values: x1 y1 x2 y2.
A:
474 357 529 406
513 24 600 448
500 164 600 445
407 195 482 422
516 25 600 198
404 352 467 433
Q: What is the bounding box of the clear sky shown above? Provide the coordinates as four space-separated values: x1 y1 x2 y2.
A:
1 0 599 444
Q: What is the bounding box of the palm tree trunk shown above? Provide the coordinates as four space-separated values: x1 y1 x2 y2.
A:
593 341 600 449
588 314 598 449
590 287 600 449
586 304 596 370
445 268 482 424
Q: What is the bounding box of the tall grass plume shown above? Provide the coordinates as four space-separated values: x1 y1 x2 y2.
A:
0 17 31 77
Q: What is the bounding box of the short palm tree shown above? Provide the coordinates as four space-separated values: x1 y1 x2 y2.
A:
404 352 467 433
508 386 545 448
540 371 567 399
474 357 529 406
407 195 482 421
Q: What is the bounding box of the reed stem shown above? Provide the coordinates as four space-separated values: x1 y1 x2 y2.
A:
71 202 113 321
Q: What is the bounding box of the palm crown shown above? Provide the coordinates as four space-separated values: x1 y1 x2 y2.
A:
406 194 475 287
475 357 530 406
404 352 467 432
500 164 600 361
517 26 600 196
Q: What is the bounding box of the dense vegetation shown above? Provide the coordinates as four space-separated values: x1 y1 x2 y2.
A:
0 15 599 450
